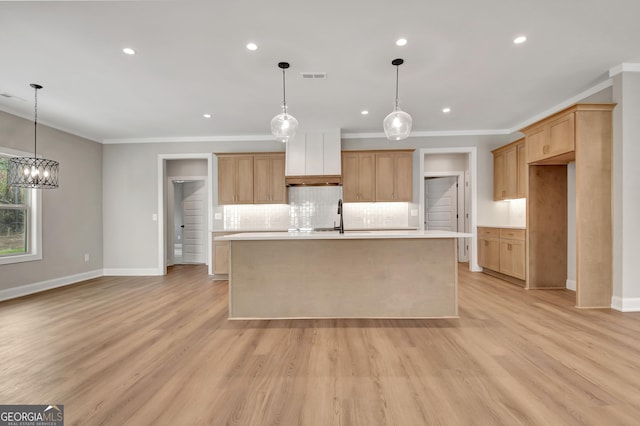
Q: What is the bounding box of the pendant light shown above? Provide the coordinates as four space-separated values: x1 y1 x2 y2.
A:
383 58 412 141
271 62 298 143
9 84 59 189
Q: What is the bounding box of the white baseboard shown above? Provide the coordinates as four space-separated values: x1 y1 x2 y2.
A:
566 279 576 291
0 269 103 302
103 268 164 276
611 296 640 312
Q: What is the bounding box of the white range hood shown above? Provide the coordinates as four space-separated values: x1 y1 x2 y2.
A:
285 129 342 186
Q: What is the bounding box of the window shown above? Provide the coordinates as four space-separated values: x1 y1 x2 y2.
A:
0 147 42 265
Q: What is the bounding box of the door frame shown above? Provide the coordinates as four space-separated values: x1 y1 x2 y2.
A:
424 172 467 261
157 154 214 275
168 176 208 266
419 147 478 271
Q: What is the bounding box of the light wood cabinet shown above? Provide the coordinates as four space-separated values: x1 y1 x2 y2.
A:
521 103 615 308
375 151 413 201
342 151 376 202
517 142 527 198
478 227 525 283
342 150 413 202
499 229 525 280
492 138 524 200
212 232 231 276
217 155 254 204
478 228 500 272
253 154 286 204
526 112 575 164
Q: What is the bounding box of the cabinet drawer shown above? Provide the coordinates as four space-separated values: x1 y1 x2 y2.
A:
478 227 499 238
500 229 525 241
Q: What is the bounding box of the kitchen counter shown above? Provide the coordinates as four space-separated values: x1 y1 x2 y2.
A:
477 225 526 229
219 230 471 241
224 230 469 320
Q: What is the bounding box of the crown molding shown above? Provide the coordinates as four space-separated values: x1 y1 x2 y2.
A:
509 78 613 133
609 62 640 77
102 134 276 144
341 129 510 139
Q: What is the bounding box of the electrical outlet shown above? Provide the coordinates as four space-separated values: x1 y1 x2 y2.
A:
410 209 418 217
214 213 222 220
84 253 90 262
152 213 158 221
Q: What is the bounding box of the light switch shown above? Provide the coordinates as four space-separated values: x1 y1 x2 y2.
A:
214 213 222 220
410 209 418 217
152 213 158 221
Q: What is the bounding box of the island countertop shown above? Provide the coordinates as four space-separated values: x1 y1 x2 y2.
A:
218 230 472 241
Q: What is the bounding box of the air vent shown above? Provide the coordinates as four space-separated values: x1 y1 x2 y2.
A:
301 72 327 80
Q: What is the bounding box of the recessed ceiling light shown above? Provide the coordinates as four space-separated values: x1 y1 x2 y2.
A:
396 38 407 46
361 110 369 115
442 107 451 113
122 47 136 55
203 113 212 118
513 36 527 44
246 43 258 51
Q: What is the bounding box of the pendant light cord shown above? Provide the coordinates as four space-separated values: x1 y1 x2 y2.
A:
33 86 38 159
282 68 287 112
395 65 400 111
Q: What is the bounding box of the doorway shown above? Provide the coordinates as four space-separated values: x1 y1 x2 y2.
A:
172 180 207 264
424 173 467 261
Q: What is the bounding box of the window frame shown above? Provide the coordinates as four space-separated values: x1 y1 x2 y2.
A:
0 146 42 265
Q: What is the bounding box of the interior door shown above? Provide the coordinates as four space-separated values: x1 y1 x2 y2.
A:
181 181 206 263
425 176 458 231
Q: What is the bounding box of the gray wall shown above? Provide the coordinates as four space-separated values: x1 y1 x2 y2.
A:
0 110 103 291
102 135 509 271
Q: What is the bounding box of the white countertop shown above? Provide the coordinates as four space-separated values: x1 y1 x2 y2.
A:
218 230 472 241
477 225 526 229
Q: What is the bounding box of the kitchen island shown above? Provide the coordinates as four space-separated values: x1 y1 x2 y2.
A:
218 230 471 320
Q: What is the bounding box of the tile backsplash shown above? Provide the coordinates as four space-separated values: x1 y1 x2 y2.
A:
215 186 410 231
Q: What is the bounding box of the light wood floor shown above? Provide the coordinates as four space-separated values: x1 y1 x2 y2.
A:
1 265 639 425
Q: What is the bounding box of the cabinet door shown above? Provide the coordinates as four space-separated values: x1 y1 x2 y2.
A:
493 150 506 201
504 146 518 199
375 152 395 201
526 126 547 164
269 155 287 203
341 152 360 202
218 156 236 205
548 113 575 157
517 142 527 198
478 238 500 271
394 152 413 201
499 239 525 279
253 156 271 204
213 240 229 274
358 152 376 201
235 156 254 204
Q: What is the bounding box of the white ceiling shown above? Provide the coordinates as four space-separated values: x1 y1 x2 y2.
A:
1 0 639 143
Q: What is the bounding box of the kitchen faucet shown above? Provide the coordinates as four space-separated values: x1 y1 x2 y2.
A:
336 198 344 234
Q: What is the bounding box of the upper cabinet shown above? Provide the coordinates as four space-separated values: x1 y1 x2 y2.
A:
342 151 376 202
217 155 254 204
217 153 286 205
253 154 287 204
285 129 341 177
375 151 413 201
342 150 413 202
524 110 575 164
492 138 525 200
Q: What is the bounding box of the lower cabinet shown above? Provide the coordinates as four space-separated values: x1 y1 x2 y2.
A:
212 232 231 276
478 227 525 282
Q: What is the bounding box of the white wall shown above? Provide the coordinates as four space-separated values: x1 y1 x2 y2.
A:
612 71 640 311
0 111 103 296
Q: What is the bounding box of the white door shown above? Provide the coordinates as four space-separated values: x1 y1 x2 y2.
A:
425 176 458 231
181 181 206 263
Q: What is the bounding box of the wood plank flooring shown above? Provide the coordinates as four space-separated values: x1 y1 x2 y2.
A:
1 264 639 425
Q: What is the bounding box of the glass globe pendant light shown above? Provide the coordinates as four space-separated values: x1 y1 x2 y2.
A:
383 58 412 141
9 84 59 189
271 62 298 143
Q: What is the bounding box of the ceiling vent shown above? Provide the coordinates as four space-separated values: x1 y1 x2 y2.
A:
301 72 327 80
